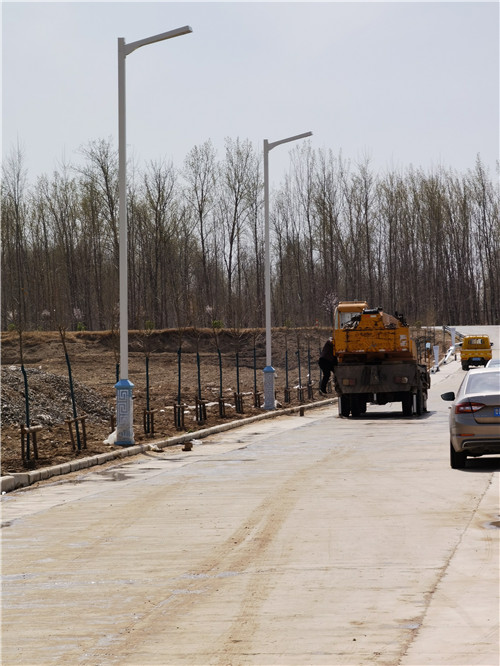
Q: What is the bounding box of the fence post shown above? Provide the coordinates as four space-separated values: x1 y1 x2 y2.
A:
145 355 151 434
196 351 202 401
174 403 185 430
296 347 302 389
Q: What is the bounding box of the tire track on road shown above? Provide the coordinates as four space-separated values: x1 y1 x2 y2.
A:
86 447 340 665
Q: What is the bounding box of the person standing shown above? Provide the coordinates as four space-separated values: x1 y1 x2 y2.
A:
318 337 335 395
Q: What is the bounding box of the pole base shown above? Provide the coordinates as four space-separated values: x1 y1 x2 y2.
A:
115 379 135 446
263 366 276 410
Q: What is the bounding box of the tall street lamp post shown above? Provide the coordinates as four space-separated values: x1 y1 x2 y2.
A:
263 131 313 411
115 26 193 446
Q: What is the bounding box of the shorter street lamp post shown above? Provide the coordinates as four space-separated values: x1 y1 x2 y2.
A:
115 26 193 446
263 131 312 411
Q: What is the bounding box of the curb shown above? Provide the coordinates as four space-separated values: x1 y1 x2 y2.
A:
1 398 336 494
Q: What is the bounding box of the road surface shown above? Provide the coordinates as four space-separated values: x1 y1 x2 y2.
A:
2 334 499 665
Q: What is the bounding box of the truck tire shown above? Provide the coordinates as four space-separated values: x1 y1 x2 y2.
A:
350 395 361 417
461 361 468 371
450 442 467 469
402 393 413 416
339 395 350 417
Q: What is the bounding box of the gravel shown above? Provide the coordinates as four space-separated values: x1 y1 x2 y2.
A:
1 366 113 426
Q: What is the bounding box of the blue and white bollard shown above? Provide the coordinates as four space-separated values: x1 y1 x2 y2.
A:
115 378 135 445
263 365 276 410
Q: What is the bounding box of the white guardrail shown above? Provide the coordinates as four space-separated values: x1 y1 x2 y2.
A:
431 326 464 373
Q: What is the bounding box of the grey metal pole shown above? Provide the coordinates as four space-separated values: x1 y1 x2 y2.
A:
263 139 275 410
262 132 313 411
115 37 134 446
114 26 193 446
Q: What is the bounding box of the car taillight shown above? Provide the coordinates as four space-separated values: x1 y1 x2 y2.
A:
455 401 485 414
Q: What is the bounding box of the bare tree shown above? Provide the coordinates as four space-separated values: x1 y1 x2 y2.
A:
182 140 218 309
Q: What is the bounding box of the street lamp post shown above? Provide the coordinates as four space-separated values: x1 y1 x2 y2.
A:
263 131 313 411
115 26 193 446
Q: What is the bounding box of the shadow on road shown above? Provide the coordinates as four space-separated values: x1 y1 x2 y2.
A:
462 457 500 473
345 410 436 421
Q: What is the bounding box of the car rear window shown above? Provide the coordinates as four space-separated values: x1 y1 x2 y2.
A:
466 372 500 395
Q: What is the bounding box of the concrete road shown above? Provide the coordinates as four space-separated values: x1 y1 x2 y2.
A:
2 358 498 665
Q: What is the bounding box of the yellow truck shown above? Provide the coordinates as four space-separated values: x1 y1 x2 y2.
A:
460 335 492 370
330 301 430 417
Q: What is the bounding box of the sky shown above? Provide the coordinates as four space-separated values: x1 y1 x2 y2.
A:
2 1 499 186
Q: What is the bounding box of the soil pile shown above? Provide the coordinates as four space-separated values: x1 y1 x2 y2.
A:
1 366 113 426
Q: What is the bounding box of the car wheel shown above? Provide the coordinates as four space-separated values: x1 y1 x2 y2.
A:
450 442 467 469
339 395 350 417
402 393 413 416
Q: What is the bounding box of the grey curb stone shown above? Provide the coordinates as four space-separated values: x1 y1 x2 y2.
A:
7 473 31 490
0 476 16 493
28 470 42 484
0 398 335 493
42 465 62 478
95 452 115 464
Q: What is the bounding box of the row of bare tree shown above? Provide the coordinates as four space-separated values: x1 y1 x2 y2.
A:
2 138 498 331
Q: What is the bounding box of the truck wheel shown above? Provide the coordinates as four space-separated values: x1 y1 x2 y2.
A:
339 395 350 417
350 396 361 417
450 442 467 469
402 393 413 416
461 362 468 371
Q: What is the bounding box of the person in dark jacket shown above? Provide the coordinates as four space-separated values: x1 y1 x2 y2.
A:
318 338 335 395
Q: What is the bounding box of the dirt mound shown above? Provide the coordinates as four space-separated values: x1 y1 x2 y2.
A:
1 366 113 426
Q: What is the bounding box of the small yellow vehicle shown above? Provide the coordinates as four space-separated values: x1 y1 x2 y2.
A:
460 335 492 370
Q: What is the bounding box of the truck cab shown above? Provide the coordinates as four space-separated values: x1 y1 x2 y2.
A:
333 301 368 331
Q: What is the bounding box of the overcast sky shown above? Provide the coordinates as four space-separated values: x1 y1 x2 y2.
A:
3 1 499 185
